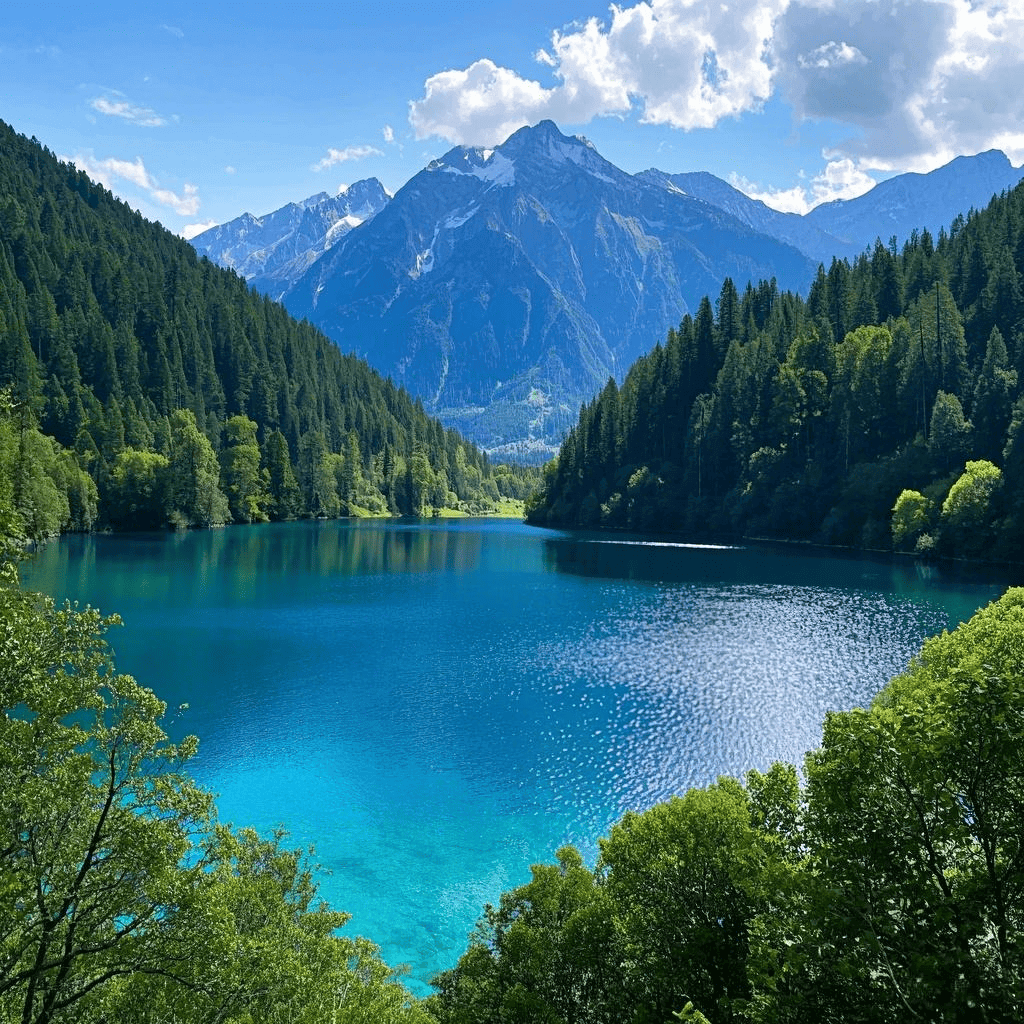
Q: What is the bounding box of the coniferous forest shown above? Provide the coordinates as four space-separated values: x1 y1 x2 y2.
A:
528 178 1024 562
0 120 535 539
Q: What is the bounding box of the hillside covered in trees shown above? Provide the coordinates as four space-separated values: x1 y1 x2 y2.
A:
0 120 535 537
528 180 1024 562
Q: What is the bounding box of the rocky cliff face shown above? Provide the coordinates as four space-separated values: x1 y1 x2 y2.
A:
190 179 391 300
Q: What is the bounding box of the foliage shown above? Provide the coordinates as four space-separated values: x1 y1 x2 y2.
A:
891 488 931 549
0 512 429 1023
774 588 1024 1021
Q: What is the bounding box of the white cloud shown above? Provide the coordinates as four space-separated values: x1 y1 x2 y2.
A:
382 124 395 143
181 220 217 240
409 0 786 146
70 153 201 216
225 165 236 174
160 23 184 38
796 40 868 71
409 0 1024 178
151 182 200 216
774 0 1024 171
312 145 384 171
91 95 167 127
732 156 878 214
409 58 552 147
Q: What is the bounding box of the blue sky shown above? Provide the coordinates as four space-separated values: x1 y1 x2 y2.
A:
4 1 1023 237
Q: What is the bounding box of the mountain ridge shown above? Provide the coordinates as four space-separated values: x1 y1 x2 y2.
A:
279 120 816 458
192 123 1024 459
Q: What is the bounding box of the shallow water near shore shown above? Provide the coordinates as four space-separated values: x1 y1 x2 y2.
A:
25 519 1008 995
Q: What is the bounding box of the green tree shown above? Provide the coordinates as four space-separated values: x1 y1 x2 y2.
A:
971 327 1017 462
0 591 213 1024
263 428 301 521
928 390 973 474
219 414 268 523
601 778 773 1024
783 589 1024 1021
428 846 620 1024
940 459 1002 556
891 488 932 550
298 430 340 518
106 448 170 529
166 408 229 527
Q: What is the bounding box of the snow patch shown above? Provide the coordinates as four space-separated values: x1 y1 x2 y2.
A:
546 136 615 183
411 223 442 277
439 151 515 187
444 206 479 230
474 151 515 185
325 215 362 245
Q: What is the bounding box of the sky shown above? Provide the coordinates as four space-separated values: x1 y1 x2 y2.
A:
3 0 1024 239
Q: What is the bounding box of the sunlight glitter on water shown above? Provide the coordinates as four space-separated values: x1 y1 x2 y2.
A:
24 520 1007 995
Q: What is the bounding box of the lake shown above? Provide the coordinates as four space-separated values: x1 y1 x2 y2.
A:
24 518 1009 995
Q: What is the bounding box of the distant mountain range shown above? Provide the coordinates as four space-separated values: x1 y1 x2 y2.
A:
192 123 1023 459
192 179 390 300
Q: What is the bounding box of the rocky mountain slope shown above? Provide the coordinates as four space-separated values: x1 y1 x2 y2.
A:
281 121 815 457
191 179 390 300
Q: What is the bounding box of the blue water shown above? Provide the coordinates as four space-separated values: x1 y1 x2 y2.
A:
24 519 1009 994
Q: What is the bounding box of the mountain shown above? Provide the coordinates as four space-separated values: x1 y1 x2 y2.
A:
807 150 1024 249
636 168 860 266
640 151 1024 264
189 125 1022 460
279 121 816 459
190 179 390 300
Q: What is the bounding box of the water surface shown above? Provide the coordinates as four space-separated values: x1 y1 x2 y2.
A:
25 520 1008 993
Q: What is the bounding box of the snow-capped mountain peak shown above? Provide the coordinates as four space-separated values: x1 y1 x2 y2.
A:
190 178 391 295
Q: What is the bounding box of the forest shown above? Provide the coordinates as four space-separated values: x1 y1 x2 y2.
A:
0 120 536 538
527 178 1024 563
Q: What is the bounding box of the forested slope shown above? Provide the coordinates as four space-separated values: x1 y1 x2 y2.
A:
0 120 534 536
528 183 1024 561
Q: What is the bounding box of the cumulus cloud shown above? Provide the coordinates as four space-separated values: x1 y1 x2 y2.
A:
410 0 785 146
732 157 878 214
409 0 1024 176
382 124 395 143
181 220 217 240
70 153 201 216
91 95 167 127
312 145 384 170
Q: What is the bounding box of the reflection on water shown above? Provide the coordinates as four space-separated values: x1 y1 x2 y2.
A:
25 520 1009 995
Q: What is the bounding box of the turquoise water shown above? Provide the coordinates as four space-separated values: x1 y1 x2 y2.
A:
25 519 1009 994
